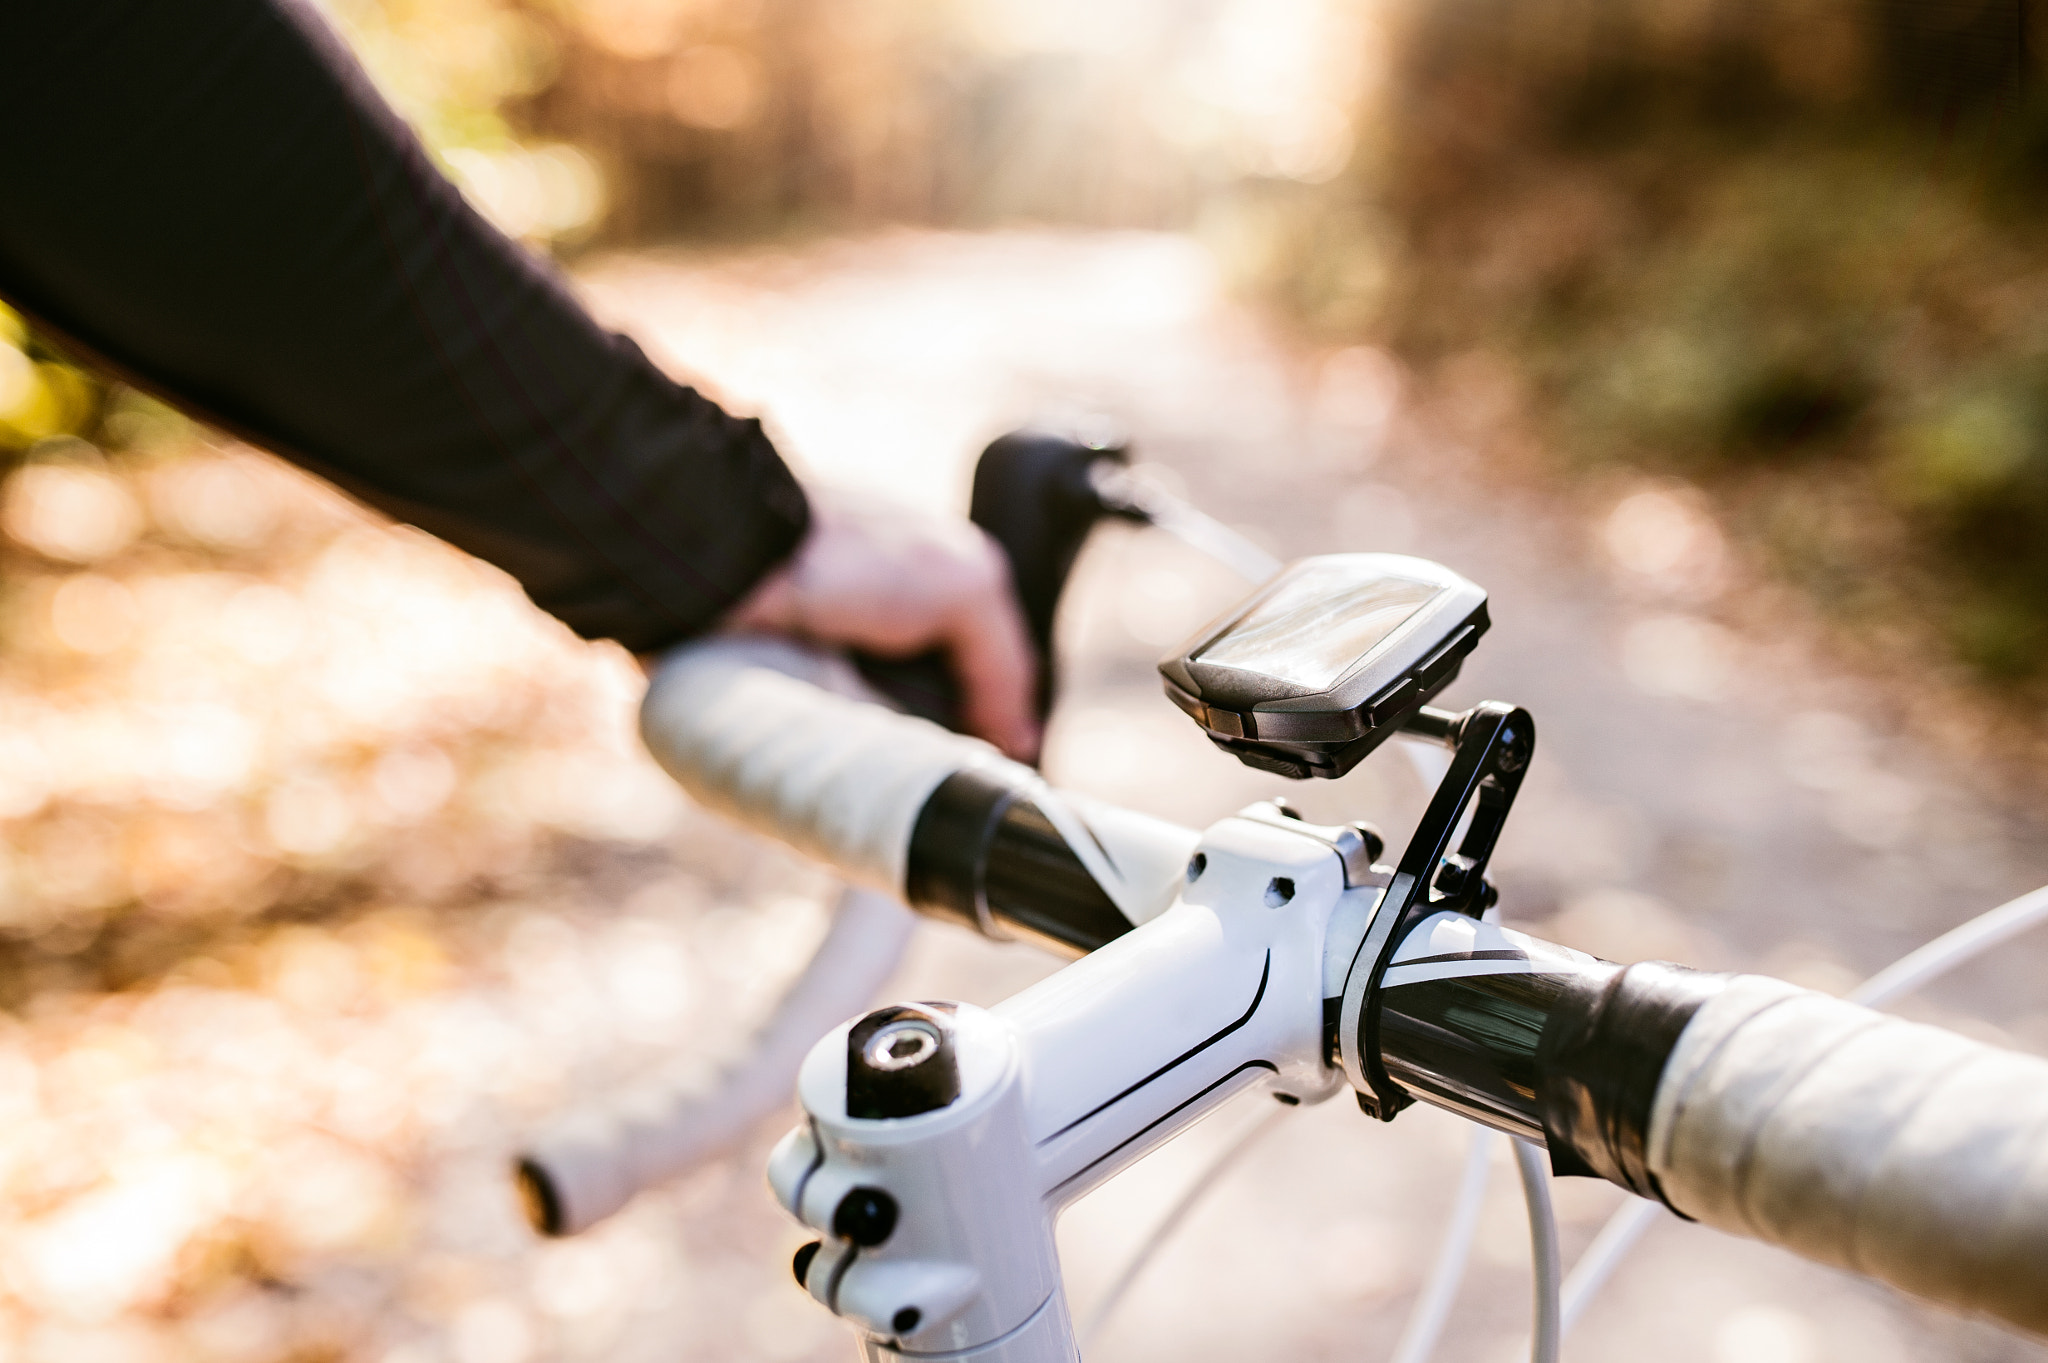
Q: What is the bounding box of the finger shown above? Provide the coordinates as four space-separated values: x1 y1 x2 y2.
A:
944 577 1041 763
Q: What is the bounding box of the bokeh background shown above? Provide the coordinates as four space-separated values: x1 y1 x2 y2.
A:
5 2 2048 1362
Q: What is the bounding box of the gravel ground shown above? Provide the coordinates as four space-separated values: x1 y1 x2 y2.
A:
3 229 2042 1363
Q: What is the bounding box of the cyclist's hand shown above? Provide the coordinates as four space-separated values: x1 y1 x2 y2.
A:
718 488 1041 762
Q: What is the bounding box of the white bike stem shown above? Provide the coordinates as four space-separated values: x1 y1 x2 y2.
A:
768 811 1366 1360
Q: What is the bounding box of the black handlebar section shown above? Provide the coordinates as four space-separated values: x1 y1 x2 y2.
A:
1351 703 1536 1120
905 767 1134 956
1369 949 1727 1204
1371 943 1590 1144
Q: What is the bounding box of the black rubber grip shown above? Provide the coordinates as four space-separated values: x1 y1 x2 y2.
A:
1535 960 1729 1203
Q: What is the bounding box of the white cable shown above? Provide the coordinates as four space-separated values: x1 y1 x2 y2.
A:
1095 465 1282 584
1514 1138 1562 1363
1559 880 2048 1333
1386 1125 1497 1363
1847 883 2048 1009
1557 1196 1660 1334
1079 1101 1289 1346
1146 499 1283 583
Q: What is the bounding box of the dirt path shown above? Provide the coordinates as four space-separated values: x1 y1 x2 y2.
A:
575 230 2048 1363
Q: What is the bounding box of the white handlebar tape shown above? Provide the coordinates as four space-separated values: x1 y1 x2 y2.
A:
1647 976 2048 1335
640 636 1170 925
641 637 1021 897
522 884 914 1235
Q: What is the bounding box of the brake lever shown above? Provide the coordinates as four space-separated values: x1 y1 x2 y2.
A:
853 430 1141 744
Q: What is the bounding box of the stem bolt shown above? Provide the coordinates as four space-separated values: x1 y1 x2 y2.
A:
833 1186 899 1247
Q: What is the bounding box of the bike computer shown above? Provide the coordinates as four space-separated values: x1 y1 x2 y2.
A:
1157 553 1488 779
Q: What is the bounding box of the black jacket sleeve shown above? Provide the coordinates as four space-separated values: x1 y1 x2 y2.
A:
0 0 808 653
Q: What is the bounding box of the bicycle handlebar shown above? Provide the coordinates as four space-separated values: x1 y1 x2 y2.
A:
640 636 2048 1346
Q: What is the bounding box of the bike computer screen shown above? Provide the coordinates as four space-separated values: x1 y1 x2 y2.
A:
1158 553 1487 779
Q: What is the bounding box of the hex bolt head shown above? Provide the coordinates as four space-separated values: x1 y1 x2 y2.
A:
1497 724 1530 772
1434 857 1480 899
832 1186 899 1247
846 1005 960 1119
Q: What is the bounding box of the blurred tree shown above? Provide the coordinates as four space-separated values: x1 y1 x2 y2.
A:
1306 0 2048 682
0 306 100 454
1875 0 2028 119
508 0 1220 236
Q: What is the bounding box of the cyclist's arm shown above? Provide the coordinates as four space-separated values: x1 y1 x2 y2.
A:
0 0 800 655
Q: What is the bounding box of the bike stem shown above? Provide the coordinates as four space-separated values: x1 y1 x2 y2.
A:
765 703 1570 1362
769 807 1367 1361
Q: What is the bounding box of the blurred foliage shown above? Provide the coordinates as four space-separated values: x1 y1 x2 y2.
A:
17 0 2048 685
0 307 103 457
502 0 1371 239
0 322 846 1358
1292 0 2048 681
0 372 701 1002
313 0 1376 241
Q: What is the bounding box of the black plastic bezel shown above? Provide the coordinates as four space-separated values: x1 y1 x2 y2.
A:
1157 554 1489 779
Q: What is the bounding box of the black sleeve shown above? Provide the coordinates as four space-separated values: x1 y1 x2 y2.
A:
0 0 808 654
